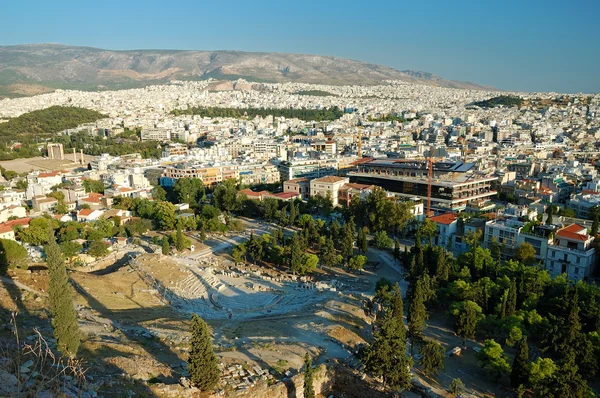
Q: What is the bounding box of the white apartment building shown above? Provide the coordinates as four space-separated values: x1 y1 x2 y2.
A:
545 224 597 281
141 128 171 141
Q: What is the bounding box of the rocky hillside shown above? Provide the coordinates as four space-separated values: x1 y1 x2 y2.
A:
0 44 493 97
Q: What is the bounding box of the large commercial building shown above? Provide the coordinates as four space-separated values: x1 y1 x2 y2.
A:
348 159 497 212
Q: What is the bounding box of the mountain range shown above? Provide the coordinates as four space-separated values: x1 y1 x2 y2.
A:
0 43 494 98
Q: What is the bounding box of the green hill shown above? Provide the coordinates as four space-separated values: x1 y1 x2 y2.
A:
0 106 107 143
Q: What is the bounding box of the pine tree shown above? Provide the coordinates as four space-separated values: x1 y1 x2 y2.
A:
303 353 315 398
188 313 220 391
47 233 80 357
511 337 530 388
408 276 427 348
506 279 517 317
175 222 185 251
162 236 170 255
393 238 400 262
364 300 411 390
289 201 298 226
359 227 369 254
321 236 339 267
419 340 445 376
435 249 449 281
290 233 303 274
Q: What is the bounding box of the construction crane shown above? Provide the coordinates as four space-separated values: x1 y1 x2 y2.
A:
356 127 363 157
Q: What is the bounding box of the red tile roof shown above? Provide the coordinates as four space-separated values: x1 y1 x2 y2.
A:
3 217 31 227
78 209 94 216
0 226 13 234
269 192 300 200
312 176 347 183
429 213 458 225
556 224 589 242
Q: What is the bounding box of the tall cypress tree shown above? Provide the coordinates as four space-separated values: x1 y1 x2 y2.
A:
408 277 427 349
591 211 599 237
162 236 170 255
364 286 411 391
506 279 517 317
511 337 530 388
188 313 220 391
290 233 303 274
303 353 315 398
175 222 185 251
435 249 449 281
47 232 80 357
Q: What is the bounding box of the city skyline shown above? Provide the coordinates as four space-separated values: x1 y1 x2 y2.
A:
1 0 599 93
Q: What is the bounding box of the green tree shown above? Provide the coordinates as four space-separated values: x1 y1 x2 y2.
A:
515 242 536 265
511 337 530 388
213 179 238 214
408 276 428 346
174 178 205 207
289 201 299 226
419 340 445 376
296 253 318 274
175 222 186 251
87 240 109 258
477 339 510 381
82 179 105 194
54 202 69 215
303 353 315 398
162 236 170 255
46 233 80 357
151 185 167 201
187 313 220 391
506 278 517 317
263 198 279 221
358 226 369 254
450 378 464 396
364 296 412 390
529 357 557 388
417 219 437 245
546 205 554 225
452 300 482 345
393 238 401 262
321 236 339 267
0 238 28 272
340 219 355 263
348 254 367 270
290 233 303 274
373 230 393 249
591 209 599 237
232 243 246 263
60 241 83 261
535 352 592 398
154 201 177 230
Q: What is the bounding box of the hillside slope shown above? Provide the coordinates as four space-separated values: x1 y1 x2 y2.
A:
0 44 494 96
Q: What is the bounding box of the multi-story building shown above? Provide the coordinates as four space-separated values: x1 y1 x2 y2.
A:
141 128 171 142
238 164 280 186
309 176 349 206
545 224 597 281
284 178 311 200
160 163 239 187
567 193 600 218
162 143 189 158
277 159 340 181
338 183 375 206
484 218 524 256
430 212 458 248
348 159 497 212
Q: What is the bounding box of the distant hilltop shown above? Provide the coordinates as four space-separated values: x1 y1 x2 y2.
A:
0 43 495 98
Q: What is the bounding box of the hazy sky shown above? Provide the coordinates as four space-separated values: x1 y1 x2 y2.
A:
2 0 599 93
